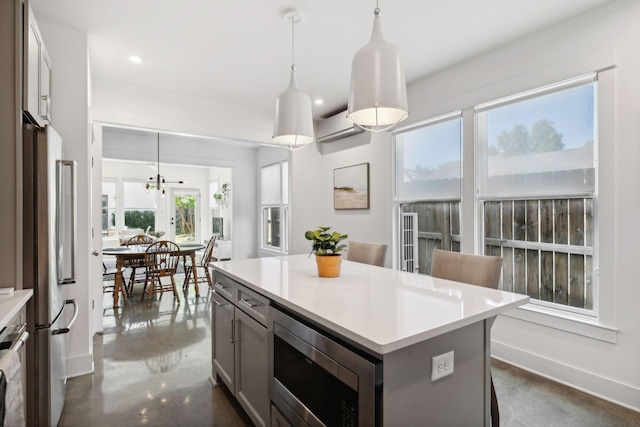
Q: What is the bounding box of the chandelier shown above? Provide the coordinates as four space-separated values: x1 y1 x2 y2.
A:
145 133 184 197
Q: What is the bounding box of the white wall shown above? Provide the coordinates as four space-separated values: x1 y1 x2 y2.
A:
292 0 640 411
37 21 93 378
92 78 274 144
291 132 394 267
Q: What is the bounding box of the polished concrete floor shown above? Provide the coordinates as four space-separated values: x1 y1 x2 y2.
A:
59 280 253 427
59 276 640 427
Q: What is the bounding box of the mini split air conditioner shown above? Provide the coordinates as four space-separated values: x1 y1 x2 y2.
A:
316 110 364 143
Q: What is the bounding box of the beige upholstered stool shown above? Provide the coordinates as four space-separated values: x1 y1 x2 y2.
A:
346 240 388 267
431 248 503 427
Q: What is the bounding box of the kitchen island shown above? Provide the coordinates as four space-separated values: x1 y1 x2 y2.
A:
211 254 529 427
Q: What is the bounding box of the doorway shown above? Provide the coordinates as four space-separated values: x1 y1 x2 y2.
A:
170 188 200 243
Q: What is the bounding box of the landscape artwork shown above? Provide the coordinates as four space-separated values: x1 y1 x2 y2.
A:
333 163 370 210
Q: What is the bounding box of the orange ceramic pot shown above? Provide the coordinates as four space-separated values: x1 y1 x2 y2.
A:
315 254 342 278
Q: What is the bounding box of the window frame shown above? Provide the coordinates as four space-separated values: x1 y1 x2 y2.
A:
101 178 117 237
393 112 463 274
392 67 616 340
475 75 598 316
122 179 158 233
260 161 289 254
102 178 158 240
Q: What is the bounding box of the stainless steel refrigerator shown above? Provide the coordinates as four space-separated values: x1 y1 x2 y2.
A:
23 124 78 427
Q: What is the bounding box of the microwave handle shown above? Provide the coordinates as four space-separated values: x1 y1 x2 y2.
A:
274 324 358 391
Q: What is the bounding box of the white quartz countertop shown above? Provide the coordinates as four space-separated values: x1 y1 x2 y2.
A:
213 255 529 355
0 289 33 330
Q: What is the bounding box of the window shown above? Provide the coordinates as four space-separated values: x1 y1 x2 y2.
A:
394 113 462 273
102 181 116 237
476 75 596 314
261 161 288 252
394 73 602 316
123 181 157 233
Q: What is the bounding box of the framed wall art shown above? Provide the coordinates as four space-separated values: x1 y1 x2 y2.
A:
333 162 370 210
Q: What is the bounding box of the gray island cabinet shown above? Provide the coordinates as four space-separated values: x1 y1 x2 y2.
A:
212 271 270 427
211 254 529 427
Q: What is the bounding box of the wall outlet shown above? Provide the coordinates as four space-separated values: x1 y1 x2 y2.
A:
431 350 454 381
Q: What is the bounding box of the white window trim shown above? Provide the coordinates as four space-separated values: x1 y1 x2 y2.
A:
481 67 616 340
123 178 158 232
260 161 288 254
501 303 618 344
101 178 118 236
262 205 284 252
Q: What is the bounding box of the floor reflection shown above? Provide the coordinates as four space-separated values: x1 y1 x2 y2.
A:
58 276 253 427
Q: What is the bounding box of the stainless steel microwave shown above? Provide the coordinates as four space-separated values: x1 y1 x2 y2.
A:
271 306 382 427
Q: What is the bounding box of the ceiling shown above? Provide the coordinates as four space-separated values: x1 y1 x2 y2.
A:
30 0 614 121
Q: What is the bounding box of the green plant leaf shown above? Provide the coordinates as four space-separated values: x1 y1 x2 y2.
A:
305 226 348 256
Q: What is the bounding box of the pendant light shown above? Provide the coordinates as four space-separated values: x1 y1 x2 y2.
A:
273 9 315 151
347 1 408 133
144 133 184 198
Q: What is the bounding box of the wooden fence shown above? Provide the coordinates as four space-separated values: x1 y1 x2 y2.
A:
484 198 593 309
401 198 593 310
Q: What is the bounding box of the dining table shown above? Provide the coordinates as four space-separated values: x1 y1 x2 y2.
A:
103 242 205 306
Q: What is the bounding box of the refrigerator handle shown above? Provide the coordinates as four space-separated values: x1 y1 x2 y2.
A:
57 159 78 285
51 299 79 335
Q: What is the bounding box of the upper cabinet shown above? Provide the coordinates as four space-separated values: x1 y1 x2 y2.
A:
23 1 51 126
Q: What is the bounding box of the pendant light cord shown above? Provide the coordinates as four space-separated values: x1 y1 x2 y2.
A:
157 133 160 184
290 16 295 71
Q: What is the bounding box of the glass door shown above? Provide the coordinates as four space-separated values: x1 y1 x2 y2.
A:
170 189 200 243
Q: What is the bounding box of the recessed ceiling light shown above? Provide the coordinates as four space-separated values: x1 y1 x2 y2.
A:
314 99 324 105
129 55 143 64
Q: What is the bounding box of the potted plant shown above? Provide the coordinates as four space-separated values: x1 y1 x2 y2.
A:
305 226 348 278
221 182 231 200
214 182 231 206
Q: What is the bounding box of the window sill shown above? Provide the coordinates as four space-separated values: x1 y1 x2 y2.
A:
259 246 286 256
500 303 618 344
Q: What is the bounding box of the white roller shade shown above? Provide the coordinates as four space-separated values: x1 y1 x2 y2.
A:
261 163 281 205
476 78 596 199
394 114 462 202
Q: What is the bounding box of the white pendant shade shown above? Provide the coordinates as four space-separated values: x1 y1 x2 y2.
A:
273 67 315 150
347 8 408 133
273 10 315 151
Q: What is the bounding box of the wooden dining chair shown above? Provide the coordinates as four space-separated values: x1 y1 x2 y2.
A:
183 236 216 293
102 260 128 302
142 240 181 304
346 240 388 267
125 234 154 295
430 248 503 427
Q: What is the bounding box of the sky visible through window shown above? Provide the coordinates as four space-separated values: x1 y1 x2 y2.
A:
487 84 595 151
401 118 461 171
401 83 594 171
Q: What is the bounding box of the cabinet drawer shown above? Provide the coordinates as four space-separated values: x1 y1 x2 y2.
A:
212 272 235 301
235 283 269 326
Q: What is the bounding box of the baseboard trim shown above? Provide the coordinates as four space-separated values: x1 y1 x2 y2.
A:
492 340 640 413
65 353 94 379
